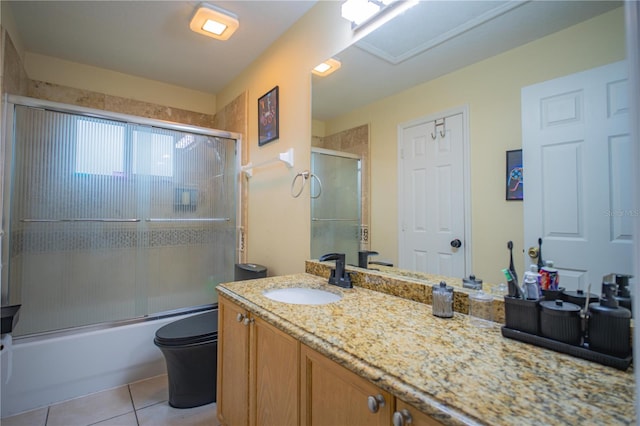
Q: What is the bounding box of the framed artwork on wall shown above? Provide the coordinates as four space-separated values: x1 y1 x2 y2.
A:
258 86 279 146
506 149 523 201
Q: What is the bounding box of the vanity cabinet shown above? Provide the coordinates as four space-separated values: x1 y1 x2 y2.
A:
301 344 392 426
217 296 250 426
217 296 299 426
218 295 441 426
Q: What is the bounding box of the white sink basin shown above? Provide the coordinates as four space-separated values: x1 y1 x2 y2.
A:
263 287 342 305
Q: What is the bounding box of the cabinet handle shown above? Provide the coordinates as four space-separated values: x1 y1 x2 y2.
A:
367 394 386 414
236 313 245 322
243 317 254 326
392 409 413 426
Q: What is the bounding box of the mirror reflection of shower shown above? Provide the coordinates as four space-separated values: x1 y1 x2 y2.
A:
310 148 362 266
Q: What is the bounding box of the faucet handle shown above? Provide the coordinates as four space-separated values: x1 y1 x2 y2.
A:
319 252 344 262
321 253 352 288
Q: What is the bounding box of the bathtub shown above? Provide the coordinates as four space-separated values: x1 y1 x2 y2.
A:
0 309 212 418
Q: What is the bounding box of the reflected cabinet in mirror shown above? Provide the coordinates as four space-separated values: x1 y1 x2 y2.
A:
311 1 633 288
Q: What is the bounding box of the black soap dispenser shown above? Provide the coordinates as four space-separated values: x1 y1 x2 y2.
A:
587 282 632 357
614 273 633 314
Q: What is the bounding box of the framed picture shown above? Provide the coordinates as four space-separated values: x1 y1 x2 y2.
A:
258 86 279 146
506 149 523 201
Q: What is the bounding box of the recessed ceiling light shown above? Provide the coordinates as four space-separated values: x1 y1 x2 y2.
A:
312 58 342 77
190 3 239 41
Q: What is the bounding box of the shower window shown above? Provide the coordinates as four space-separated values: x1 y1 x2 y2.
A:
4 102 238 337
75 118 126 176
132 129 174 177
75 118 175 178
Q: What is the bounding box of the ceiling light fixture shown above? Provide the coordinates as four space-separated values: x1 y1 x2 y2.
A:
341 0 417 30
341 0 381 26
312 58 342 77
190 3 239 41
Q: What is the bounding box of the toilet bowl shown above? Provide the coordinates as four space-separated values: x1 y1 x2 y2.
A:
154 310 218 408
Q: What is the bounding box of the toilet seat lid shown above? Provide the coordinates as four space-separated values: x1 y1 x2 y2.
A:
155 310 218 346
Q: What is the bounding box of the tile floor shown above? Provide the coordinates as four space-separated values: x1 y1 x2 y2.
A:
2 374 220 426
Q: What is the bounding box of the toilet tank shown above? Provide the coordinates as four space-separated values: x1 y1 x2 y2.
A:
234 263 267 281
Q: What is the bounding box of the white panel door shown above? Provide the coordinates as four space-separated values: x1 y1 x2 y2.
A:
522 61 632 292
399 112 466 277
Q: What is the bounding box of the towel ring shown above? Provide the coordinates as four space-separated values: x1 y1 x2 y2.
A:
290 171 323 199
310 173 322 199
291 171 308 198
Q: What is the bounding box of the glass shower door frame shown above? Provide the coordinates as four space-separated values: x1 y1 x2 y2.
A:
1 95 244 331
310 147 362 266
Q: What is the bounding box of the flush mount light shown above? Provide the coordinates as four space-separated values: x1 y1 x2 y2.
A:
190 3 239 40
312 58 342 77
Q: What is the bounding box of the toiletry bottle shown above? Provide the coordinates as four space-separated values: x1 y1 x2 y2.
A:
540 260 559 290
523 265 541 299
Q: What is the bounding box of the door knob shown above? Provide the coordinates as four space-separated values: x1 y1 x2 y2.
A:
450 239 462 248
528 247 539 259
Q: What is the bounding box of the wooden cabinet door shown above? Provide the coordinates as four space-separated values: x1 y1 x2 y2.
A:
250 316 300 426
394 399 443 426
217 296 250 426
301 344 392 426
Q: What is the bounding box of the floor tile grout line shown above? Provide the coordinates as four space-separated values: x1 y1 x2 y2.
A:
126 384 141 426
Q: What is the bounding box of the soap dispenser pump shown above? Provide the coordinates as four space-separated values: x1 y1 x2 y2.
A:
588 282 631 357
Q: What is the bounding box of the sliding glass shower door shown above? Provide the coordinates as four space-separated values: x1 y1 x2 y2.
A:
310 148 361 266
5 104 237 336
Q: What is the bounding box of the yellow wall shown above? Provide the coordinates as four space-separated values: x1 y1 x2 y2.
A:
322 8 626 284
23 53 217 115
312 119 326 138
216 2 359 276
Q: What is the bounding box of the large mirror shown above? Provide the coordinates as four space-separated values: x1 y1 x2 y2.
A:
311 0 632 288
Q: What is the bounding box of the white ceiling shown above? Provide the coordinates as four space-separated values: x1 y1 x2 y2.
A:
5 1 317 94
5 0 622 120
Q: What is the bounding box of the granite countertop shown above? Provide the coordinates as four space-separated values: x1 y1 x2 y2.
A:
216 273 635 426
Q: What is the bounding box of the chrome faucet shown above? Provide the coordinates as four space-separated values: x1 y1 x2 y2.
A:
318 253 352 288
